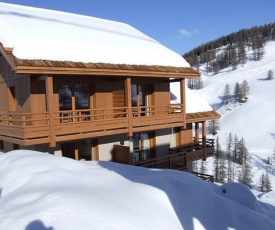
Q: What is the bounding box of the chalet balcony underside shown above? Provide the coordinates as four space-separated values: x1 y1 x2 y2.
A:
0 104 185 146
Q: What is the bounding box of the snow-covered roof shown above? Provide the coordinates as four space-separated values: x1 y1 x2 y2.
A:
0 2 190 67
170 82 214 113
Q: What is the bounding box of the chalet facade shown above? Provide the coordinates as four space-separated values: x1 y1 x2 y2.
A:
0 3 219 172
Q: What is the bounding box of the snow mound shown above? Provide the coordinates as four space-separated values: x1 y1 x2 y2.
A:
1 150 275 229
214 182 261 212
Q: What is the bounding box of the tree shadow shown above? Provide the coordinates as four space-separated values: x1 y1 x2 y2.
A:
25 220 53 230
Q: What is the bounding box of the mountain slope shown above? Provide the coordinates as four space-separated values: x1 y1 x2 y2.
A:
196 41 275 151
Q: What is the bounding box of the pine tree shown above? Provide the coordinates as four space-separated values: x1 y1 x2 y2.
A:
200 159 208 174
234 82 241 102
266 70 274 80
226 133 233 182
259 173 266 192
259 173 273 192
230 46 238 70
241 80 249 98
192 160 198 172
238 138 253 188
272 146 275 165
223 84 230 105
238 40 247 66
213 136 221 182
265 173 272 192
233 134 239 161
207 120 220 135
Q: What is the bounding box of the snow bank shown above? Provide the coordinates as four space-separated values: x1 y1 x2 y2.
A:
0 150 275 230
0 2 189 67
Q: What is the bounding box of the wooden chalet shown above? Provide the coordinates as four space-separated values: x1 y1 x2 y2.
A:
0 3 220 173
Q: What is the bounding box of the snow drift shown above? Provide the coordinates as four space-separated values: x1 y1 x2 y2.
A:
0 150 275 230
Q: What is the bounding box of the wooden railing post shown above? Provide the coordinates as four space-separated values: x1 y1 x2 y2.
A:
45 75 56 147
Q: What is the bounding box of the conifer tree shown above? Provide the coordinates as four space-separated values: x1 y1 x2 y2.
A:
272 146 275 165
226 133 234 182
259 173 273 192
267 70 274 80
230 46 238 70
241 80 249 98
238 138 253 188
238 40 247 66
213 136 221 182
265 173 272 192
207 120 220 135
192 160 198 172
233 134 239 161
223 84 230 105
234 82 241 102
200 159 208 174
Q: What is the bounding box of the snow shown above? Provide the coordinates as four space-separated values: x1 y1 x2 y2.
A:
190 40 275 201
1 150 275 230
196 40 275 150
170 82 213 113
0 2 189 67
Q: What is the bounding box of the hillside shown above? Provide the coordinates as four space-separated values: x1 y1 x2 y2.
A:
190 40 275 190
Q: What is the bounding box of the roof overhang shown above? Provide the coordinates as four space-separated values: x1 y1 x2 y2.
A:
0 44 200 78
186 110 221 123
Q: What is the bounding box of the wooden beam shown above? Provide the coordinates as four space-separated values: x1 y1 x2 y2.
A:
45 75 56 147
180 78 186 128
15 66 200 78
125 77 133 137
195 123 200 143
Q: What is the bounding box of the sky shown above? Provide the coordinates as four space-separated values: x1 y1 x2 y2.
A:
2 0 275 55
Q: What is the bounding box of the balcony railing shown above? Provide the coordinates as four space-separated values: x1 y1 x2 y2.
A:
132 139 215 171
0 104 184 146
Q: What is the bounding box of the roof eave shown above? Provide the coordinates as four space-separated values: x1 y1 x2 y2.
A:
14 65 200 78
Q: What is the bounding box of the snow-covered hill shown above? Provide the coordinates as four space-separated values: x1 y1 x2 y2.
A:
194 40 275 189
1 150 275 230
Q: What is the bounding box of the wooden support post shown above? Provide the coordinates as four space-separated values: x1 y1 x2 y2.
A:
180 78 186 128
74 143 79 161
125 77 133 137
202 121 206 160
195 122 200 143
45 75 56 147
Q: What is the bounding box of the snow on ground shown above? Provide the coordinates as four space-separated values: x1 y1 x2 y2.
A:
0 2 189 67
191 40 275 191
1 150 275 230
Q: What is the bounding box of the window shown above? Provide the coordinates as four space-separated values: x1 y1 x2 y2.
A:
131 132 154 162
131 84 149 116
61 139 98 161
58 84 90 122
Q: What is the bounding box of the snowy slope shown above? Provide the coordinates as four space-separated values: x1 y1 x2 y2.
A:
192 40 275 190
0 150 275 230
197 41 275 150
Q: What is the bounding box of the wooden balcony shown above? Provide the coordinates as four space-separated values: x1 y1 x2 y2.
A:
0 104 185 146
132 139 215 171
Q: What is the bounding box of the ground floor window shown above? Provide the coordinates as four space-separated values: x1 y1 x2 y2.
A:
131 132 155 162
61 139 98 161
0 140 3 150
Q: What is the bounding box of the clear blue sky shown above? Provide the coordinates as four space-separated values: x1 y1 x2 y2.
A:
2 0 275 55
